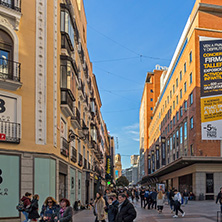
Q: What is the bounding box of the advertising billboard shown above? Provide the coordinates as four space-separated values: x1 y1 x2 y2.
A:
200 39 222 140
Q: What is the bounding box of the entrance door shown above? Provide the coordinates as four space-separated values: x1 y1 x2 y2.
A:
59 173 66 200
85 180 89 205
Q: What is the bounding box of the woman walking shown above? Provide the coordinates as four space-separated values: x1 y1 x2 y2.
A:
54 198 73 222
40 196 59 221
93 192 106 222
156 191 165 213
28 194 40 221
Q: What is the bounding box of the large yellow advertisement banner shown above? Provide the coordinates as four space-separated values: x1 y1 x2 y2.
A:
201 95 222 123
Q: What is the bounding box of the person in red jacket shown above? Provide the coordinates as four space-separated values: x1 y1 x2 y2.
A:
21 192 32 222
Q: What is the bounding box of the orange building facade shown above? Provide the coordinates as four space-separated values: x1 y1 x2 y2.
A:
140 0 222 199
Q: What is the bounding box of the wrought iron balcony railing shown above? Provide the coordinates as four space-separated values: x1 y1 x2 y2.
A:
0 58 21 82
0 121 20 143
0 0 21 12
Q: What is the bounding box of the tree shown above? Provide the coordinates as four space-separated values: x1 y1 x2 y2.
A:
116 176 129 187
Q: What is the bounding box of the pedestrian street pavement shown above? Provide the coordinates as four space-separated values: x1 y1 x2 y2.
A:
73 200 220 222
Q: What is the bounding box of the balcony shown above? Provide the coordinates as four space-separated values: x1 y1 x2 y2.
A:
78 153 83 167
0 0 21 12
71 107 81 129
78 79 85 101
60 137 69 157
0 58 22 91
78 119 88 138
74 21 79 44
60 88 75 117
71 146 77 163
61 32 74 56
0 121 20 143
83 62 88 79
78 43 84 63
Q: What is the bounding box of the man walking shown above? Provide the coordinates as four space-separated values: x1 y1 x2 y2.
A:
107 193 119 222
140 188 145 208
115 193 137 222
216 187 222 213
183 189 189 205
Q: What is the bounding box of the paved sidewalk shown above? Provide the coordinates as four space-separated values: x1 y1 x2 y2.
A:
73 200 220 222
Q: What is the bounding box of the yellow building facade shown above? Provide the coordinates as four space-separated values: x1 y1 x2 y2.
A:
0 0 111 220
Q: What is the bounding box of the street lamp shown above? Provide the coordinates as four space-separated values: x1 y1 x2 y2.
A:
68 129 88 143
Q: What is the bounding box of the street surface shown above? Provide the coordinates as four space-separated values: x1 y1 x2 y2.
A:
73 200 220 222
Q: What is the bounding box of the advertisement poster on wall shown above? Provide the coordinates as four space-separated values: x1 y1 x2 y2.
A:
200 38 222 140
0 155 19 218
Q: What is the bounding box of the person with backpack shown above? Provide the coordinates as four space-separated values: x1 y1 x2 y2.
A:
19 192 32 222
28 194 40 221
156 190 165 213
216 187 222 213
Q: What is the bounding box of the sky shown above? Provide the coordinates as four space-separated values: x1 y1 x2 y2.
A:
84 0 196 169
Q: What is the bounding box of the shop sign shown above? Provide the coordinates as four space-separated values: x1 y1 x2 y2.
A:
0 133 6 141
200 39 222 140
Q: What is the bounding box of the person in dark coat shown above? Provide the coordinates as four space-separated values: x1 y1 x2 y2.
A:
151 189 157 209
54 198 73 222
140 188 145 208
115 193 136 222
28 194 40 221
107 193 119 222
216 187 222 213
21 192 32 222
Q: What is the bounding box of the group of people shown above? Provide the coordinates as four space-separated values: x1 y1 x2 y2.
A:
18 192 73 222
93 190 137 222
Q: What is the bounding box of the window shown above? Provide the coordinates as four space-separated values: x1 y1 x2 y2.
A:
184 62 187 73
190 92 193 105
173 85 175 94
190 144 194 156
180 89 182 99
180 106 183 117
176 112 179 121
173 134 175 149
176 95 178 105
173 101 175 110
167 124 169 133
180 126 183 144
206 174 214 193
184 82 187 93
170 120 172 129
180 71 182 81
176 78 178 88
184 121 187 140
170 91 172 99
167 96 169 104
151 116 153 120
170 137 172 150
151 98 153 102
176 130 179 146
190 72 193 85
190 117 194 129
173 116 175 125
60 10 75 47
184 100 187 111
151 89 153 93
151 107 153 111
189 51 192 63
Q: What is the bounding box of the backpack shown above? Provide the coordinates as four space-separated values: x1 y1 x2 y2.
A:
16 200 25 212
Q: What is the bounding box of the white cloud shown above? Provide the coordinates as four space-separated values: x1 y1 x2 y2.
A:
123 123 139 130
133 138 140 142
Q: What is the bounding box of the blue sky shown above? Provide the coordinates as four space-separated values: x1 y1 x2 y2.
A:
84 0 196 169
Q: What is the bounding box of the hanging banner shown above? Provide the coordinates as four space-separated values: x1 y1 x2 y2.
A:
200 38 222 140
161 137 166 165
156 145 160 170
152 152 155 172
148 155 151 174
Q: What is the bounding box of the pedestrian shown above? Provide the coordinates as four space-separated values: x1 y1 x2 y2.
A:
183 189 189 205
39 196 59 222
20 192 32 222
135 189 139 202
104 189 110 208
93 191 106 222
140 188 145 208
173 189 185 218
143 189 150 209
54 198 73 222
131 189 135 203
115 193 136 222
28 194 40 221
156 191 165 213
107 193 119 222
216 187 222 213
169 188 175 213
151 189 157 210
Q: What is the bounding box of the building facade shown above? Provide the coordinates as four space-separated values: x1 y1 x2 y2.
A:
114 153 122 179
141 0 222 200
0 0 112 220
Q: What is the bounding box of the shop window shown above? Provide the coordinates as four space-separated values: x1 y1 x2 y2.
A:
206 173 214 193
